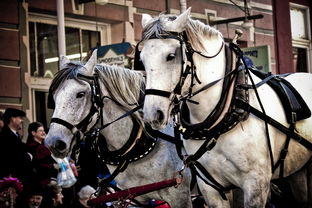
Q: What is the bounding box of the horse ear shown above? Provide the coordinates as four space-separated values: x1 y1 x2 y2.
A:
163 7 191 32
60 56 70 69
142 13 153 28
80 49 97 76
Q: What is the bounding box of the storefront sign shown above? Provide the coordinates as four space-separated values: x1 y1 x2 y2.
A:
97 42 132 67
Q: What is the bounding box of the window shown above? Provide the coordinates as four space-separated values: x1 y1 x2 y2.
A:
33 91 53 129
28 13 109 125
29 22 101 78
290 6 309 40
290 4 311 73
292 47 308 73
29 23 58 77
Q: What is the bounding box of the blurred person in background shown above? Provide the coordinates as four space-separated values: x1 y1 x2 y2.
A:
0 108 33 207
26 186 43 208
26 122 58 189
41 180 64 208
73 185 97 208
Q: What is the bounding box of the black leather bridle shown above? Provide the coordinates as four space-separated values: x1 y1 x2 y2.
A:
135 32 225 105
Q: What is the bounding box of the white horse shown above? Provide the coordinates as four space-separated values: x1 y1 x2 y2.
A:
139 8 312 207
44 52 193 208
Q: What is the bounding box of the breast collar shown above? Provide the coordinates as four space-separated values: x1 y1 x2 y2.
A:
177 43 250 140
93 118 157 166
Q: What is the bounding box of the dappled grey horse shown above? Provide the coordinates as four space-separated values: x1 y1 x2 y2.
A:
45 52 193 207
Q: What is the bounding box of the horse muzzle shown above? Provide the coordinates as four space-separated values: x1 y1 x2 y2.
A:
45 136 70 158
143 107 168 130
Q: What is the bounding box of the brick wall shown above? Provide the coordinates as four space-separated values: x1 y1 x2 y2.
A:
0 0 22 109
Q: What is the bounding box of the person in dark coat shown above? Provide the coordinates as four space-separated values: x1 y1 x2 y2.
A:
26 122 58 189
0 108 34 207
0 108 33 182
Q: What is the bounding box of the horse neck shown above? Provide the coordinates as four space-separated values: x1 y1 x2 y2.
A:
100 106 134 151
98 80 135 150
184 37 227 124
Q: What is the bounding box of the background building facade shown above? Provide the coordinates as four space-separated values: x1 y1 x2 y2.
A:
0 0 311 137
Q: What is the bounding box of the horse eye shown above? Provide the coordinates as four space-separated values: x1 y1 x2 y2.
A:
166 53 175 61
76 92 85 98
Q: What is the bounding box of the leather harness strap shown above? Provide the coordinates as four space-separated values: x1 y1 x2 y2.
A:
273 123 294 178
191 161 234 200
176 41 312 197
234 98 312 151
145 89 172 98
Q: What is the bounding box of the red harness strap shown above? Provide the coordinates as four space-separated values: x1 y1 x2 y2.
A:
87 178 182 206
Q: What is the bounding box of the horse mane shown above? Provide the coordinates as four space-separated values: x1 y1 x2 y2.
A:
142 13 223 52
49 62 85 99
95 64 145 127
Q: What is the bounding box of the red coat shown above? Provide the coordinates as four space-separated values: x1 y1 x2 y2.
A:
27 140 58 186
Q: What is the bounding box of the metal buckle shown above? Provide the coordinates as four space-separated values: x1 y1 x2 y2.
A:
179 125 187 133
206 138 217 151
291 112 297 123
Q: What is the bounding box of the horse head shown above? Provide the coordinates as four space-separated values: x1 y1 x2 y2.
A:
45 50 99 158
140 8 191 130
140 7 225 130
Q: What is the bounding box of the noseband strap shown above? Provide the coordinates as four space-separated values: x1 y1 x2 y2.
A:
50 117 79 134
145 89 172 98
50 104 99 135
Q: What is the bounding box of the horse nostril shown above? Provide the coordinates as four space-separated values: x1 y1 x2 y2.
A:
54 140 67 152
156 110 165 123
